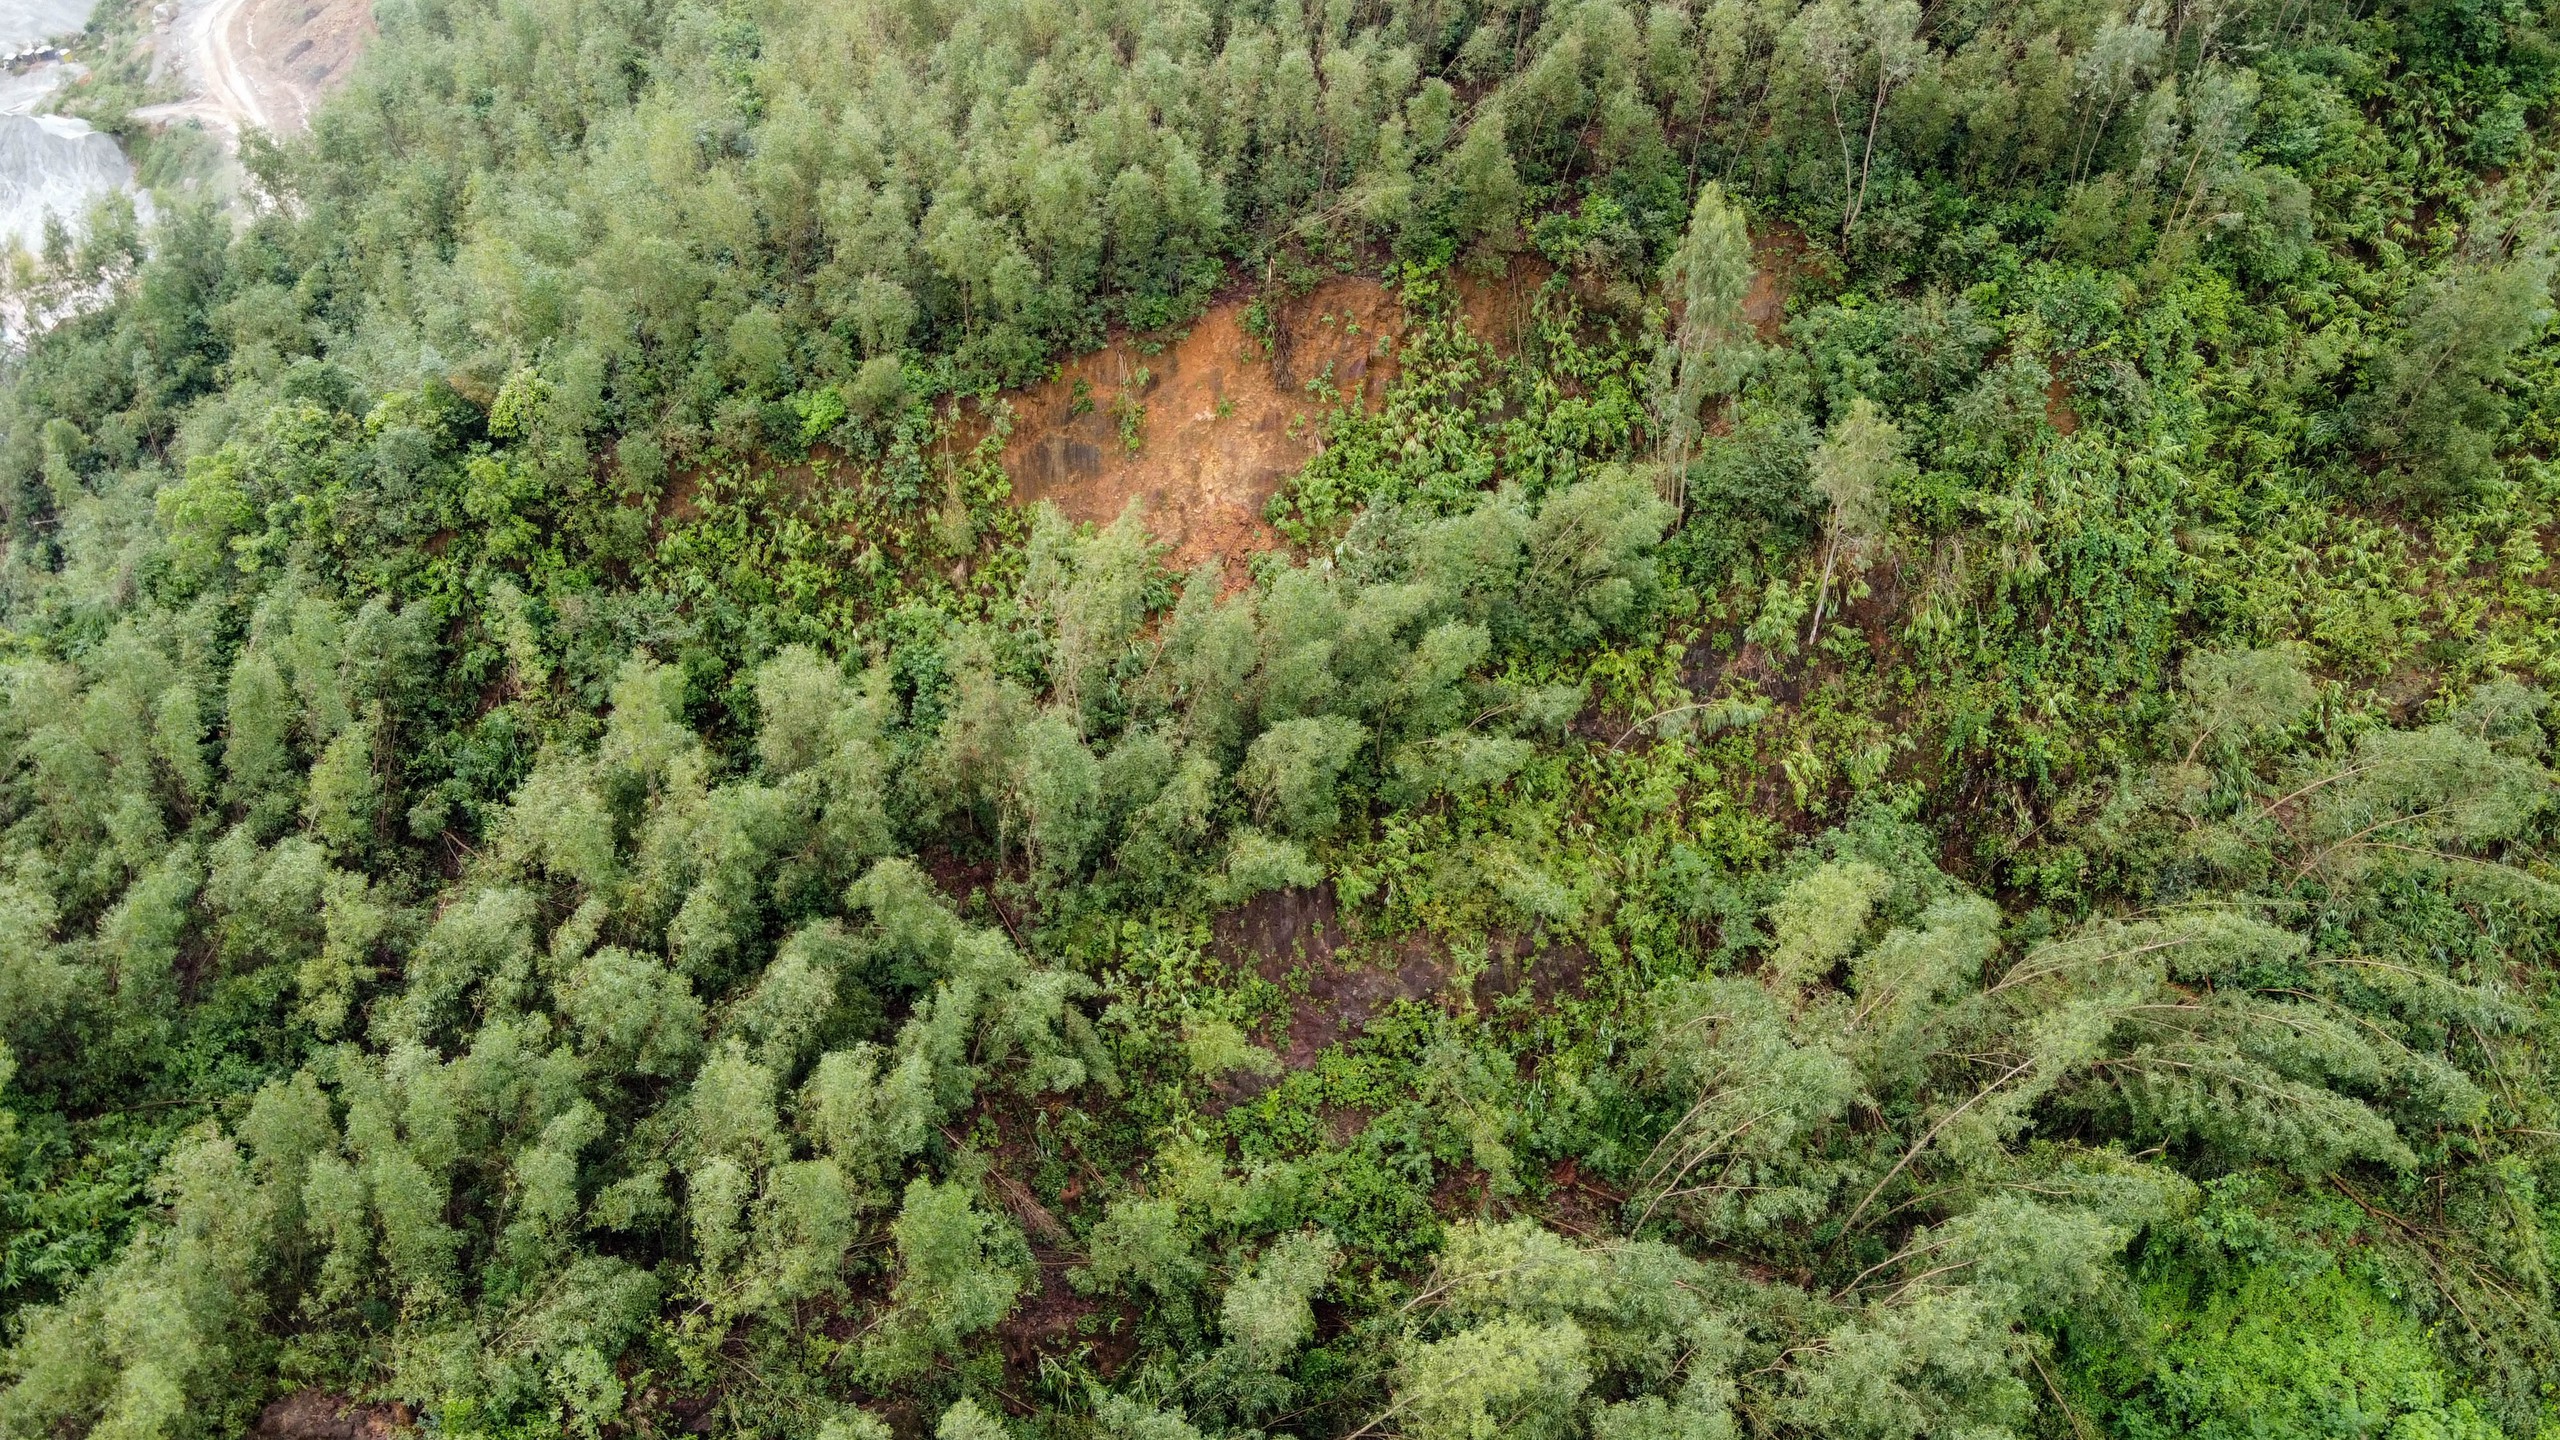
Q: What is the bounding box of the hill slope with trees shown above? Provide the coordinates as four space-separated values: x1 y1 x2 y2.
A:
7 0 2560 1437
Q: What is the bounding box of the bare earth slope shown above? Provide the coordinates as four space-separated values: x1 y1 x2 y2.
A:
981 275 1400 572
134 0 369 136
958 263 1547 575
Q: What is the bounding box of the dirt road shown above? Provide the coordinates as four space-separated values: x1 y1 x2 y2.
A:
133 0 368 137
197 0 266 130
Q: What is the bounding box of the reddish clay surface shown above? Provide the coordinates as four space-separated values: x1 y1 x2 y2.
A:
952 257 1555 577
1746 223 1807 342
952 276 1400 578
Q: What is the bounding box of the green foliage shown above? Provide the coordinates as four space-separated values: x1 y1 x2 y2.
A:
2120 1266 2502 1440
1237 716 1368 839
871 1178 1027 1378
2352 232 2558 505
1654 180 1761 512
2070 1184 2513 1440
5 0 2560 1435
1216 1229 1338 1371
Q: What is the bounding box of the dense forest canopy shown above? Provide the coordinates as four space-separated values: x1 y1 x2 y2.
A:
6 0 2560 1436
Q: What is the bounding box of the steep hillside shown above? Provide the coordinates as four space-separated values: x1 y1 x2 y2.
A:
3 2 2560 1440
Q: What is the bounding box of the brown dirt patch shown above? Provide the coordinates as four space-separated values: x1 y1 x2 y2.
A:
1532 1157 1628 1240
1262 948 1445 1068
955 276 1398 579
2045 373 2080 435
1455 255 1551 353
1432 1162 1498 1217
951 257 1551 579
237 0 371 131
251 1393 413 1440
1469 932 1595 1014
915 844 1009 925
1213 881 1349 973
1746 223 1808 343
995 1252 1138 1396
961 1095 1141 1398
1212 883 1448 1073
1206 893 1599 1096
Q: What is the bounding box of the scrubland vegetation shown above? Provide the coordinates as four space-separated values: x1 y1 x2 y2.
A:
7 0 2560 1436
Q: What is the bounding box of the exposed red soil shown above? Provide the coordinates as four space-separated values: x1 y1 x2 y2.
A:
657 240 1784 593
1534 1157 1629 1240
1454 256 1550 352
995 1252 1139 1396
950 276 1400 579
1204 889 1609 1106
1322 1103 1376 1145
954 1091 1144 1400
1212 880 1350 973
1263 948 1448 1066
1469 931 1595 1015
1432 1162 1498 1216
1746 223 1808 343
142 0 374 139
239 0 372 131
916 844 1015 933
2045 373 2080 435
949 257 1553 579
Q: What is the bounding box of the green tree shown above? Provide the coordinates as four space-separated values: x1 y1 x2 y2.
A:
2353 236 2556 504
1236 715 1368 839
1651 181 1759 517
1802 397 1905 648
870 1178 1028 1379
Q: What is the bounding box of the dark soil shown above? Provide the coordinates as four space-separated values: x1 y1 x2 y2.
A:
251 1393 414 1440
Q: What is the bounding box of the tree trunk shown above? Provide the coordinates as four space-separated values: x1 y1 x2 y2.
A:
1806 526 1842 649
1846 71 1891 239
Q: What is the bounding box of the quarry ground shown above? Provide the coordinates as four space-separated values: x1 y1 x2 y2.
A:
133 0 368 136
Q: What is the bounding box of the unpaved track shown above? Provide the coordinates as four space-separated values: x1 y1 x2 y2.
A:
134 0 368 138
197 0 268 131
